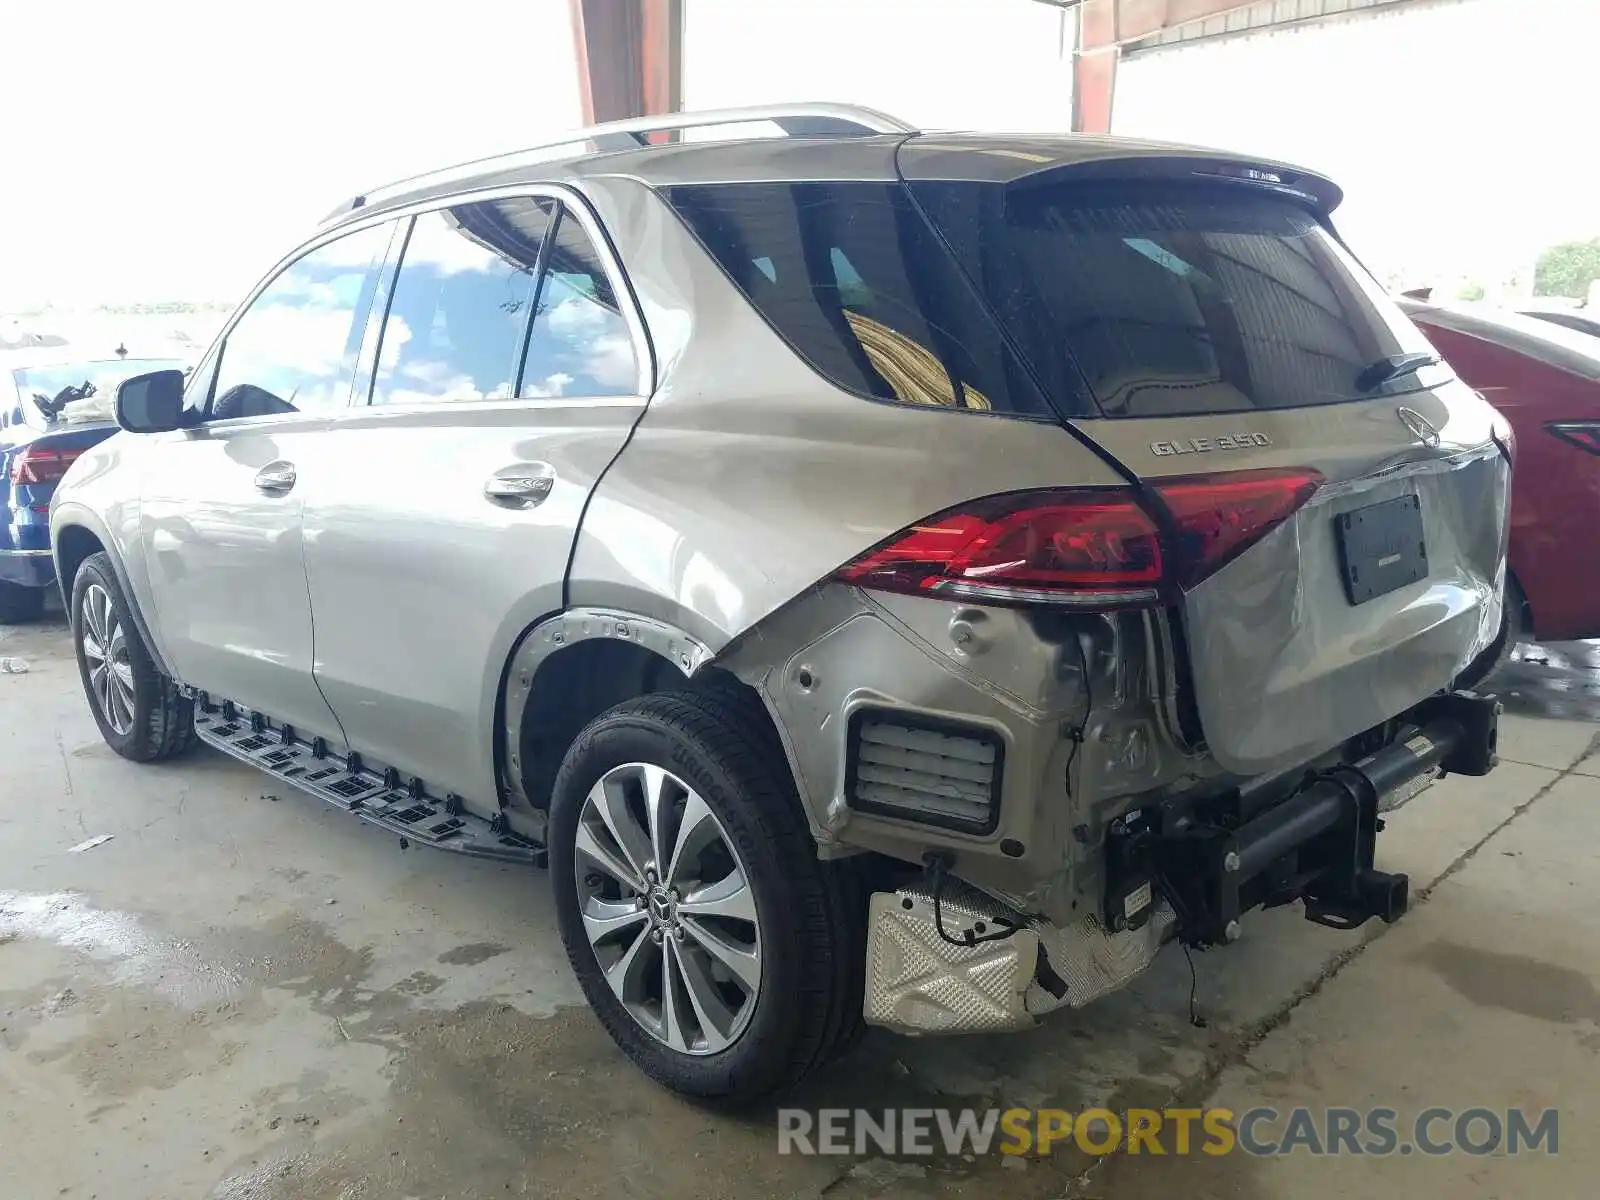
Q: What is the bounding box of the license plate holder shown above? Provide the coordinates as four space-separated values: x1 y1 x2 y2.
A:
1335 494 1428 605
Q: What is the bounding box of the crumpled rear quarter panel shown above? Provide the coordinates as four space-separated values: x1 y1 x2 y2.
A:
563 174 1124 653
718 584 1209 924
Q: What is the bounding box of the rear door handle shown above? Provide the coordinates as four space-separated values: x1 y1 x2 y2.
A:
485 462 556 507
254 461 297 494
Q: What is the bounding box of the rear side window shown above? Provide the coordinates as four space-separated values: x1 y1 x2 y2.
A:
912 179 1439 417
518 212 638 398
374 198 555 405
662 182 1058 418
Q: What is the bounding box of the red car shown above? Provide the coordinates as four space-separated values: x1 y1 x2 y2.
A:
1402 298 1600 647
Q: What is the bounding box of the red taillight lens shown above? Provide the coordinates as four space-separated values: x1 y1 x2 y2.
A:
836 468 1322 609
9 446 83 485
838 491 1165 607
1154 469 1324 588
1547 420 1600 456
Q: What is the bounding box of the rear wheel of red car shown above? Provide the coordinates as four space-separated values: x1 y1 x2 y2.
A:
549 690 863 1103
0 580 44 624
70 552 196 762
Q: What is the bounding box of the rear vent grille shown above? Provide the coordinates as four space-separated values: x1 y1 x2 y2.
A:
846 711 1003 835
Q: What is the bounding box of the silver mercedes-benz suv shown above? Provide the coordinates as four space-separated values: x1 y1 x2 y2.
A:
51 103 1511 1101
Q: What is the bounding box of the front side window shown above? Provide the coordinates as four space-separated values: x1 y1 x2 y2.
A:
372 198 554 405
210 223 393 419
518 211 639 398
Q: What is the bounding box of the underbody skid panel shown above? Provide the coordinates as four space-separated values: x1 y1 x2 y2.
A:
190 696 546 866
861 882 1172 1036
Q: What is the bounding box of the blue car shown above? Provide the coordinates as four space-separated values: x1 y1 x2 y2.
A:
1 352 185 621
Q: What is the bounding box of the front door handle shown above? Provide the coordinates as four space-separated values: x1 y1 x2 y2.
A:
254 460 297 494
485 462 555 507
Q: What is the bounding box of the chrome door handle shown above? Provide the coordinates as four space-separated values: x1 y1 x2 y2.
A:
254 461 297 494
485 463 556 507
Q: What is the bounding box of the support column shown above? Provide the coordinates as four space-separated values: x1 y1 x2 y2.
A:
1073 0 1259 134
569 0 683 127
1073 0 1121 135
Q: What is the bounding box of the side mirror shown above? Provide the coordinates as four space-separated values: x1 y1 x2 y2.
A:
116 369 186 433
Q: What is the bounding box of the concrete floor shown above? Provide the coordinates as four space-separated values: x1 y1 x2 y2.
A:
3 610 1598 1199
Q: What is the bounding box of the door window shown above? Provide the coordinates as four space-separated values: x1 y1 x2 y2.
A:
518 211 639 399
210 223 394 419
372 198 555 405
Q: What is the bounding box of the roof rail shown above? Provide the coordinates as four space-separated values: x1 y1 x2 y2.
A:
323 102 917 223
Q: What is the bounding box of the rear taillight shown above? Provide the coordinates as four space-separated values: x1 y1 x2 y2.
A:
9 446 83 485
1154 469 1324 588
1547 420 1600 456
835 468 1322 609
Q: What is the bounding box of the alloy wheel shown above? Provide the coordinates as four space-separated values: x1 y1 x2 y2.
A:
80 583 135 736
573 762 763 1055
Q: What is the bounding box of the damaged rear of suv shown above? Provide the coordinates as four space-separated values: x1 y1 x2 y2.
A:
53 105 1510 1103
646 132 1509 1051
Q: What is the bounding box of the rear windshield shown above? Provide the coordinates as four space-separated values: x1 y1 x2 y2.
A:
912 179 1439 417
665 177 1440 420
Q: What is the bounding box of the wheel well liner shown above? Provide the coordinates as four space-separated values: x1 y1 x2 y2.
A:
54 524 105 602
1507 569 1533 637
500 609 764 812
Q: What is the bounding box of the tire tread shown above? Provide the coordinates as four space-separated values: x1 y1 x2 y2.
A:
552 688 863 1102
71 552 194 763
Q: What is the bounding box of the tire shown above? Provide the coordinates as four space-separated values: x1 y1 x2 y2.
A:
549 690 863 1104
0 580 44 624
1457 575 1527 692
70 552 195 762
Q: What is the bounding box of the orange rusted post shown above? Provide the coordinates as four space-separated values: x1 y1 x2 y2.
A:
570 0 683 127
1073 0 1258 134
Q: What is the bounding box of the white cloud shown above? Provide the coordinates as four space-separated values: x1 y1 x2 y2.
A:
522 371 575 398
580 333 638 390
546 296 611 336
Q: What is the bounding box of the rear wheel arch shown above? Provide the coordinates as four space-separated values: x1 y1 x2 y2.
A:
498 609 776 813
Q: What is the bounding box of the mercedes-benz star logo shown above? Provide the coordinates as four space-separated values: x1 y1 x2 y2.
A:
1396 406 1441 449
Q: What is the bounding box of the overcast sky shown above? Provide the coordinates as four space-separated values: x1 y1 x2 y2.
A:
0 0 581 307
1 0 1591 309
1115 0 1600 291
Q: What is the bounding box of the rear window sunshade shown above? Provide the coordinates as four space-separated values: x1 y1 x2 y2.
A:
911 178 1441 418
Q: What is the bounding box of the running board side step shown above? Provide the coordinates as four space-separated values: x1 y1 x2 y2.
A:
191 699 546 867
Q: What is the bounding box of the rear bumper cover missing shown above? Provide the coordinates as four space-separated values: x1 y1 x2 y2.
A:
1151 690 1499 948
863 691 1499 1034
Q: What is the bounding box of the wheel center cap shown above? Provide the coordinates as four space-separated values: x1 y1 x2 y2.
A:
648 887 674 926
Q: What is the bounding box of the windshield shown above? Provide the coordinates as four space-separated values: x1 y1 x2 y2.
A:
910 179 1444 417
11 358 184 427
